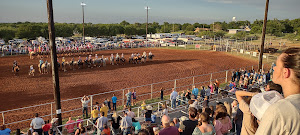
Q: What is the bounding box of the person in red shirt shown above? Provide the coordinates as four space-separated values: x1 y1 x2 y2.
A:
65 117 76 134
42 120 51 135
102 124 111 135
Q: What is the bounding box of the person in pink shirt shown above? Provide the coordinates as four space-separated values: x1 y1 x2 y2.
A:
65 117 76 133
76 116 83 128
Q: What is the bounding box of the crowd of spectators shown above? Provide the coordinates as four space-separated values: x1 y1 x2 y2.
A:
1 48 299 135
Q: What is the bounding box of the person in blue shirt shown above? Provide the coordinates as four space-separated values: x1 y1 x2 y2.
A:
0 125 11 135
192 85 199 99
111 94 117 111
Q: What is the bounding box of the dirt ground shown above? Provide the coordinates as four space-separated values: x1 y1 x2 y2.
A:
0 48 259 129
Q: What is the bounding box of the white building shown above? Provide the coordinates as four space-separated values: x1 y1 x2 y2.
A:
147 33 181 39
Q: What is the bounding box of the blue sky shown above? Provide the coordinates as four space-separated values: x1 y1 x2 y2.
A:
0 0 299 24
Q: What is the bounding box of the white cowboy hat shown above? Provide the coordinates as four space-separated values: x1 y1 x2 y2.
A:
146 105 152 110
51 118 58 123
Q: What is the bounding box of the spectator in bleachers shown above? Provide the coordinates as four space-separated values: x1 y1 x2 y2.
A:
213 111 232 135
192 85 199 99
189 95 199 110
159 115 180 135
127 107 135 118
112 94 117 111
162 103 168 116
126 90 132 106
138 129 150 135
120 111 133 135
160 88 164 101
215 79 220 91
30 113 45 135
91 106 100 123
0 125 11 135
81 95 90 119
65 117 76 134
100 103 109 117
177 91 181 106
42 120 51 135
192 112 215 135
209 106 214 121
97 112 109 134
145 105 153 124
102 124 111 135
173 118 180 128
200 86 206 98
132 118 141 134
170 88 178 109
205 86 211 99
202 96 209 108
264 81 282 94
235 88 261 135
185 89 192 101
76 116 83 128
224 101 232 118
181 107 198 135
111 111 121 135
141 101 147 111
132 89 137 106
74 123 87 135
255 47 300 135
234 106 243 135
50 118 58 135
104 98 111 112
230 100 238 133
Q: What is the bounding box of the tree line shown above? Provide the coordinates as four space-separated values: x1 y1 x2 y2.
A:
0 18 299 41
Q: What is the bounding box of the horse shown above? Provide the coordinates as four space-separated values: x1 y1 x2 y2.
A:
93 58 102 67
66 61 76 70
148 55 154 61
12 65 20 75
120 57 126 65
38 63 50 74
129 57 134 64
77 60 84 69
141 55 147 63
61 62 67 72
84 59 92 68
29 51 36 59
133 56 142 64
110 57 114 65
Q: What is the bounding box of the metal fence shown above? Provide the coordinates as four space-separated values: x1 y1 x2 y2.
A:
0 62 267 130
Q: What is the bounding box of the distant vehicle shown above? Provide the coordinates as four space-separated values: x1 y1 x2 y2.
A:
0 40 5 45
14 39 24 44
8 40 15 44
193 37 203 41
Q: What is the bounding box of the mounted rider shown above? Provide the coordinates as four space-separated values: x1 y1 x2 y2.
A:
95 54 98 59
121 53 124 58
78 56 82 64
116 53 120 60
39 59 44 70
142 51 147 58
12 60 18 72
62 57 66 65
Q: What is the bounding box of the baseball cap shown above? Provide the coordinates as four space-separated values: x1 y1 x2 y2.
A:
250 91 283 121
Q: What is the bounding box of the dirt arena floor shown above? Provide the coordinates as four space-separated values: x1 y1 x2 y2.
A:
0 48 260 129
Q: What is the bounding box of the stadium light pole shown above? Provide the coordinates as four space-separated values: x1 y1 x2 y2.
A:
81 2 86 46
145 6 150 47
259 0 269 71
46 0 62 130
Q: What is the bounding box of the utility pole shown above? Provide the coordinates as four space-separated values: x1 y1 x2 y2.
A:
259 0 269 71
46 0 62 130
81 2 86 46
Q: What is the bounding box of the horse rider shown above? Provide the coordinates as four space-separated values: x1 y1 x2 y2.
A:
142 51 147 58
95 54 98 59
62 57 66 66
39 59 44 70
116 53 120 59
121 53 124 58
12 60 18 72
131 53 134 58
111 54 114 59
149 51 152 56
78 56 82 64
29 65 34 74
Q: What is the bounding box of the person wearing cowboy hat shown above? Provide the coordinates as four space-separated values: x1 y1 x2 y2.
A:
144 105 152 124
50 117 58 135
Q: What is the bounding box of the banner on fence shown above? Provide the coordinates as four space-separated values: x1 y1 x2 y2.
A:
195 44 201 48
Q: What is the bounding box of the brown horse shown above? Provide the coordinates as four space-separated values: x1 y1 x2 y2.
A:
13 65 20 75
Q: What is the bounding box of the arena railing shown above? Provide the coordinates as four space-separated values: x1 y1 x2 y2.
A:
0 61 268 130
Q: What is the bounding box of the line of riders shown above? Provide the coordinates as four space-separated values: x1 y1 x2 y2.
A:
13 51 154 76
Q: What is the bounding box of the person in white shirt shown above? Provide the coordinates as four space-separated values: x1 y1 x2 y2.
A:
81 95 90 119
255 47 300 135
170 88 178 108
97 112 108 135
30 113 45 135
